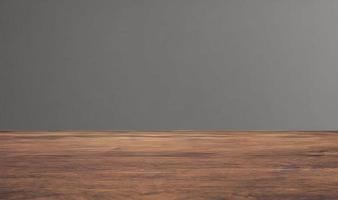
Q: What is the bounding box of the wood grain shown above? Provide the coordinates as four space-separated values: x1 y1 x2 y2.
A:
1 131 338 200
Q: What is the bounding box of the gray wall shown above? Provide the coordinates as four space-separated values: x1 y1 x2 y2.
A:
1 0 338 130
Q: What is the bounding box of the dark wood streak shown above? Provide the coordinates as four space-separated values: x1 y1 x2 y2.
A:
1 131 338 200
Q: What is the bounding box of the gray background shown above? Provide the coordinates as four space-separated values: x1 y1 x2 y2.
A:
1 0 338 130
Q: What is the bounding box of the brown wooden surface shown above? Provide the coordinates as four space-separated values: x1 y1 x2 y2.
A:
1 131 338 200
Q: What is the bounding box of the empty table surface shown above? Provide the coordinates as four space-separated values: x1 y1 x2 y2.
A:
1 131 338 200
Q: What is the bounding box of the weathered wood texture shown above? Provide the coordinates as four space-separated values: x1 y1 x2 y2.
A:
1 131 338 200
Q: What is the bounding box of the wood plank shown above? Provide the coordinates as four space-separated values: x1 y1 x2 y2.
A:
1 131 338 200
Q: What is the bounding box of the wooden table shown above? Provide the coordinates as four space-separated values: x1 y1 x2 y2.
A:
1 131 338 200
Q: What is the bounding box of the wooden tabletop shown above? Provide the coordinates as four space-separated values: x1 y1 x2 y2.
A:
1 131 338 200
